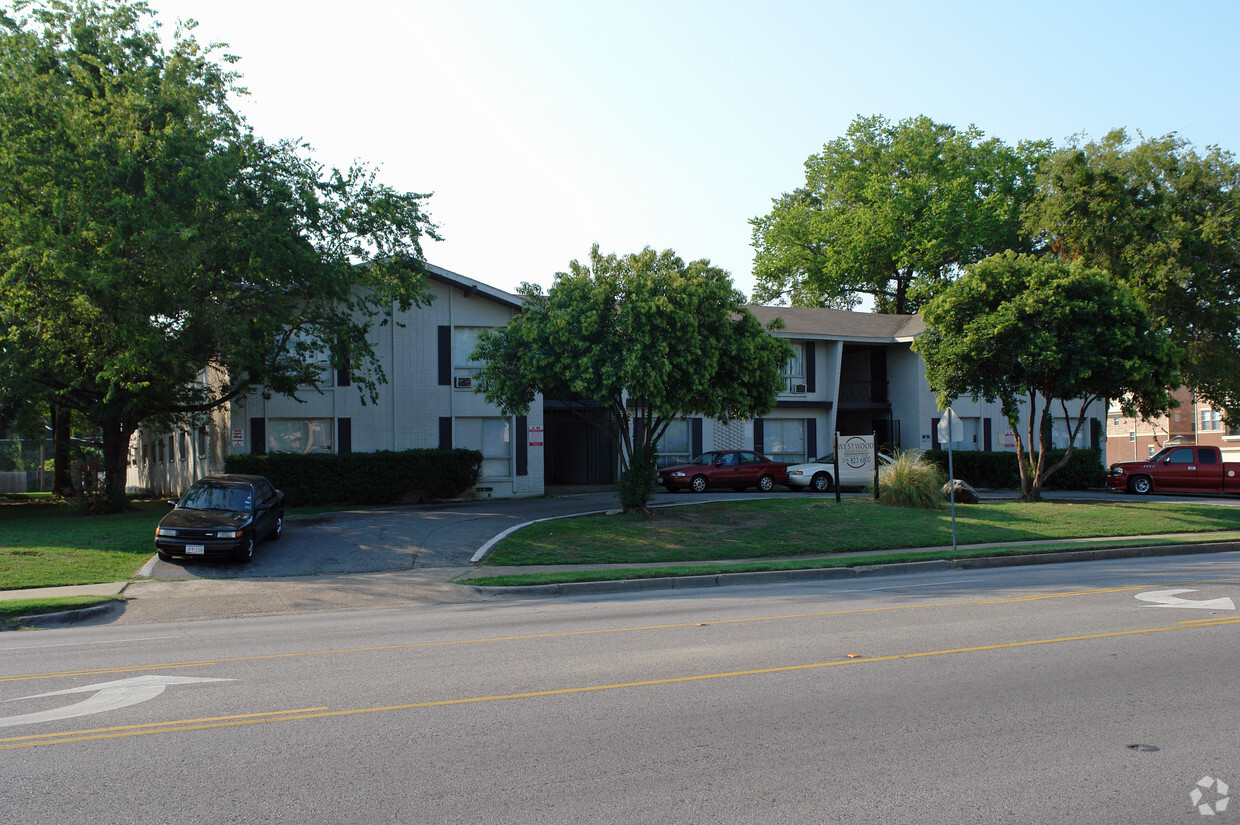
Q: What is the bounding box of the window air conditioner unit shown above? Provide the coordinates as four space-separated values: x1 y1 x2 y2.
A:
792 383 807 394
454 376 473 389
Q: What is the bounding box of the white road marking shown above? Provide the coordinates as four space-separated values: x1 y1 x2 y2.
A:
1135 589 1236 610
0 674 232 728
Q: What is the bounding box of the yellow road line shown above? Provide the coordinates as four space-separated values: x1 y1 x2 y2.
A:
0 707 329 744
4 618 1237 751
4 576 1240 685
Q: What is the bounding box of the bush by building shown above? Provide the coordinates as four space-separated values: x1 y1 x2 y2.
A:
921 448 1108 490
225 449 482 507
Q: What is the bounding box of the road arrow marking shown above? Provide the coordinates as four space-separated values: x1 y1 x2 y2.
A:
1135 589 1236 610
0 675 232 728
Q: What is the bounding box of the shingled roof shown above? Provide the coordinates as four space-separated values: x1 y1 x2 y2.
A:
746 305 925 342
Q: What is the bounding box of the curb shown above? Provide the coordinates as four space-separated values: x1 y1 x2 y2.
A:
9 600 126 630
467 542 1240 598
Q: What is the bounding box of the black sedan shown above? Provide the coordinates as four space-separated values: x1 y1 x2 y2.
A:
154 474 285 563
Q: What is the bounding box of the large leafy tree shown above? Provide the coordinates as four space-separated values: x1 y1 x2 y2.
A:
0 0 438 505
473 245 793 513
1026 129 1240 422
915 252 1176 501
751 114 1050 314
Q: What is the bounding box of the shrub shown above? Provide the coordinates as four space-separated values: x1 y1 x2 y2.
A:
872 450 946 509
921 448 1108 490
224 449 482 507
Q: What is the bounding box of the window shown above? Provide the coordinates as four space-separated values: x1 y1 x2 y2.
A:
453 327 488 389
763 419 806 463
179 431 188 461
197 427 208 458
158 438 166 464
1167 448 1194 463
655 420 691 467
1202 409 1223 431
1050 418 1089 449
782 344 805 393
457 417 511 478
267 418 333 454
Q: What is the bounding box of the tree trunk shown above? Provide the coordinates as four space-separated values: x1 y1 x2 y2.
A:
99 417 135 510
51 405 74 497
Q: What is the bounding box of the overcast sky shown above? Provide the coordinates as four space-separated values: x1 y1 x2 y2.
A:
142 0 1240 301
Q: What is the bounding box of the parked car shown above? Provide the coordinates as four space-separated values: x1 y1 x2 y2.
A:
786 451 895 492
658 450 790 493
154 474 285 563
1107 445 1240 495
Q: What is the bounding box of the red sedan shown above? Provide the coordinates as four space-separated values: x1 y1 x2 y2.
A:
658 450 790 493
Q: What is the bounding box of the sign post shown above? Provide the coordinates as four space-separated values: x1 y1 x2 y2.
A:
937 408 963 552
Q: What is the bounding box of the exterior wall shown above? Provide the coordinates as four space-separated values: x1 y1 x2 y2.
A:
1107 388 1240 463
128 272 544 500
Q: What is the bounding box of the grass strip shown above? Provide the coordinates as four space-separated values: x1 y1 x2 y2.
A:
464 535 1240 587
0 596 122 629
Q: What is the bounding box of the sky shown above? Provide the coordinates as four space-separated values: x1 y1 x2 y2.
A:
140 0 1240 301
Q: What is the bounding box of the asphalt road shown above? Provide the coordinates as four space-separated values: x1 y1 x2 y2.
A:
3 551 1238 824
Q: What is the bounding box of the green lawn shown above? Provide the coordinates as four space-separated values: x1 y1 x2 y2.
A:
0 500 166 590
485 498 1240 566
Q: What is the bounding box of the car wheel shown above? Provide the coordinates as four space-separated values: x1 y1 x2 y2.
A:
236 536 255 563
690 475 708 493
1129 476 1152 495
811 473 832 493
757 474 774 492
271 516 283 541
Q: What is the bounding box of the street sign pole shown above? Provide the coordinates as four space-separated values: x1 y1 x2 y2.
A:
937 409 963 552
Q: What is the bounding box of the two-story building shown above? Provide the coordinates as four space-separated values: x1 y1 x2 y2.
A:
128 267 1108 498
128 264 544 499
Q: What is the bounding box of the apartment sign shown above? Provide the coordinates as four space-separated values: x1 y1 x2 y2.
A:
839 434 875 471
528 426 544 447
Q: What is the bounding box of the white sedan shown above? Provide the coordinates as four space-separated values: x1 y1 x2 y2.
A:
785 452 895 493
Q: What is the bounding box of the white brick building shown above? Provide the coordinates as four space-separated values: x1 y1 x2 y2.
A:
127 270 1106 498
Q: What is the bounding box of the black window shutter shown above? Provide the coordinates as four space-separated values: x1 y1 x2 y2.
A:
439 417 452 449
1091 417 1101 449
806 418 817 459
805 342 816 393
515 415 528 476
931 418 940 450
753 418 764 453
691 418 703 457
983 418 993 452
438 326 451 386
336 356 351 388
338 418 352 454
251 418 266 455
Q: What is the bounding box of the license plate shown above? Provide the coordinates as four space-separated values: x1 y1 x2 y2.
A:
186 545 205 555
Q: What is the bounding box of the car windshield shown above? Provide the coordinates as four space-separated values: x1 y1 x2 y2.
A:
690 452 722 465
179 484 253 512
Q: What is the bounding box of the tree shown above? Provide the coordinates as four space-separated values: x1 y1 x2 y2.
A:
914 252 1176 501
750 114 1050 314
473 245 793 513
1027 129 1240 423
0 1 439 506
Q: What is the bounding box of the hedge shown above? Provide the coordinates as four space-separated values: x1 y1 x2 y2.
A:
921 448 1108 490
224 449 483 507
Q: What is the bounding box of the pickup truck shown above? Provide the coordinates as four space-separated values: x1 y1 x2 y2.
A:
1107 445 1240 495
